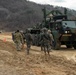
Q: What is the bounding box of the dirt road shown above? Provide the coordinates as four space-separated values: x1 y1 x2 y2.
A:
0 32 76 61
0 32 76 75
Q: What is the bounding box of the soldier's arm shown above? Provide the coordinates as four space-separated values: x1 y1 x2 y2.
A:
49 34 54 41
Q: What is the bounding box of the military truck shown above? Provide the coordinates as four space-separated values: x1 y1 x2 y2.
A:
48 17 76 49
30 29 41 46
28 7 76 49
41 7 76 49
25 28 41 46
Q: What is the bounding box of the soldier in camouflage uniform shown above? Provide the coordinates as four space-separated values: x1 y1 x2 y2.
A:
40 28 51 55
48 30 54 49
13 30 24 51
40 29 44 51
25 29 33 55
20 31 26 49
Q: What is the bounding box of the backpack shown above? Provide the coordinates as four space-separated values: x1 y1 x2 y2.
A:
25 33 33 41
42 33 51 41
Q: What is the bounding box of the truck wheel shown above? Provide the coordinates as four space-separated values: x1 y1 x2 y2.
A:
73 44 76 49
66 45 72 48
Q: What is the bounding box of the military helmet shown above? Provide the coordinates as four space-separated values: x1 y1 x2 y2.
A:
42 28 48 32
48 30 51 33
16 30 19 32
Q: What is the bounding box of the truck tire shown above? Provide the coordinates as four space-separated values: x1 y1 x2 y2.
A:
66 45 72 48
73 44 76 49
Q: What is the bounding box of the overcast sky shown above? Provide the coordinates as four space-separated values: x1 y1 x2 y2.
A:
29 0 76 10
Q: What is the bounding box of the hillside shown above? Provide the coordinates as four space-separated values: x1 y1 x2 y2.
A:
0 0 76 31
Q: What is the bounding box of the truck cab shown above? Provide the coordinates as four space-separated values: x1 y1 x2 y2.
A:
48 19 76 49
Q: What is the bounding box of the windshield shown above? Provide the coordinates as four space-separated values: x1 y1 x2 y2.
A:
62 21 76 28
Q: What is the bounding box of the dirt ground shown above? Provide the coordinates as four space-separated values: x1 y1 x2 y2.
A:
0 32 76 75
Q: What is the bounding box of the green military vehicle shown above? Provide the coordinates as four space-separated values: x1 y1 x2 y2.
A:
30 29 41 46
28 7 76 50
41 7 76 49
48 18 76 49
26 28 41 46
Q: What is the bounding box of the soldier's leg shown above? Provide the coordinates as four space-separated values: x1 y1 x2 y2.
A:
18 42 22 51
15 42 21 51
26 43 31 54
44 46 47 55
27 44 29 54
15 43 18 50
47 45 50 55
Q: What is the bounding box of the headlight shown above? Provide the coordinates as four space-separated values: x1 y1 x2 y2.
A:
65 31 68 33
65 31 70 33
67 31 70 33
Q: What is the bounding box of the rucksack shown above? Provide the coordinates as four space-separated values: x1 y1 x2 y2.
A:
25 33 33 41
42 33 51 41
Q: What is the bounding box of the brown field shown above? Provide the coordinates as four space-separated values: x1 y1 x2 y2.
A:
0 32 76 75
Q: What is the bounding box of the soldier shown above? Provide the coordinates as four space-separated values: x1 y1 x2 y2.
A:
25 29 33 55
48 30 54 49
13 30 24 51
40 29 44 51
20 31 25 49
40 28 52 55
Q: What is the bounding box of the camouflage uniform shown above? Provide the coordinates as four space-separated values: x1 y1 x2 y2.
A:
20 31 25 49
13 30 23 51
25 30 33 54
40 28 51 55
48 30 54 49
